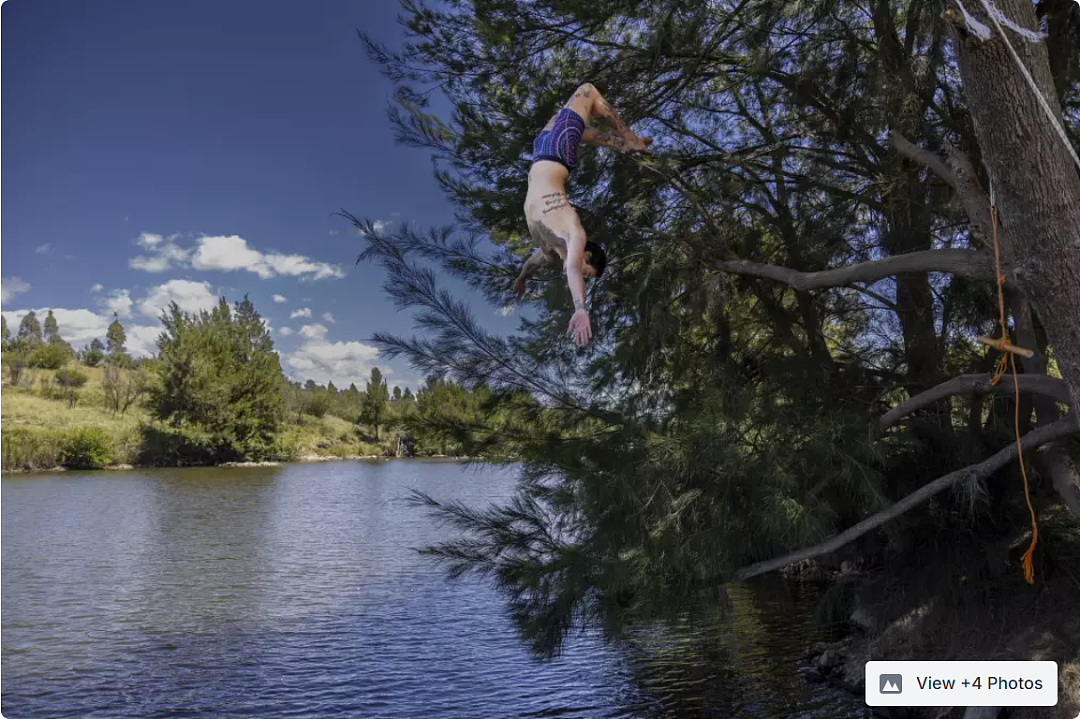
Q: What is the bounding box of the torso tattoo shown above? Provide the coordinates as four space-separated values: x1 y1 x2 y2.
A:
526 216 568 254
540 191 568 216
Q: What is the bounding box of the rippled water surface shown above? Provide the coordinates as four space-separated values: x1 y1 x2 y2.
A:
2 461 869 718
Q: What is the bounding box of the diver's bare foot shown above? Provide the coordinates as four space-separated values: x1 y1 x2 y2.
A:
624 134 653 154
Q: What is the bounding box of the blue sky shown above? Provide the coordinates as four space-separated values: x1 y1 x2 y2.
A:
1 0 514 391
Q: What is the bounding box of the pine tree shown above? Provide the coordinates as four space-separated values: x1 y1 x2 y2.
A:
17 311 42 345
354 0 1080 658
362 367 389 440
149 297 283 460
43 310 60 343
1 315 8 341
393 385 402 401
106 314 126 356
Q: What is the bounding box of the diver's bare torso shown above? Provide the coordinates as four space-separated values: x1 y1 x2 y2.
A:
524 162 572 262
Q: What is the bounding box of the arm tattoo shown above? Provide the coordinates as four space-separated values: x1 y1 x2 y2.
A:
574 298 586 310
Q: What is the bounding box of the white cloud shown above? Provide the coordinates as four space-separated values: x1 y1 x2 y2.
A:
91 284 104 293
272 294 288 303
191 235 265 275
125 324 163 357
322 312 336 324
138 279 218 320
130 255 171 272
263 253 345 281
328 229 339 236
1 277 31 305
190 235 344 281
129 232 190 273
299 323 328 340
0 307 160 357
278 327 294 337
102 289 134 319
285 336 386 387
35 243 52 254
290 307 312 319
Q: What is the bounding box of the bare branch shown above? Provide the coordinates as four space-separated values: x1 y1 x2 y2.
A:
872 373 1071 439
716 249 994 291
890 132 993 241
890 131 954 186
699 415 1079 588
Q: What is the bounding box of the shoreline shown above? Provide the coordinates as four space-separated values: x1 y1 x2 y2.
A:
0 453 477 475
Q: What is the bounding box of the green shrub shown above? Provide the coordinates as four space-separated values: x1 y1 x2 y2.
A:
104 352 135 369
137 424 220 466
28 343 73 370
270 431 301 461
3 352 31 386
82 348 105 367
56 367 89 407
110 428 144 466
38 377 68 402
60 428 113 469
1 427 65 470
56 367 89 389
304 393 331 418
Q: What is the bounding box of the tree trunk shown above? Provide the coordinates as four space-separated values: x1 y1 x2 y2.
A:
1013 295 1080 519
956 0 1080 424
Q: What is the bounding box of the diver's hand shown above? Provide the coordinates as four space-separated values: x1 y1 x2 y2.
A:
624 134 653 154
567 308 592 347
513 276 526 298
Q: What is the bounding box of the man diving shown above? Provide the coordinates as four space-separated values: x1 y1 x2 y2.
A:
514 83 652 347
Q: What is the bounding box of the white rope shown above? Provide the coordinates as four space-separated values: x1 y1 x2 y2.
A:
956 0 1048 43
976 0 1080 172
986 0 1047 42
955 0 992 40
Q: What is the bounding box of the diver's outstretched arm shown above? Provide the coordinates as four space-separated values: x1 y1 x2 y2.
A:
513 247 553 297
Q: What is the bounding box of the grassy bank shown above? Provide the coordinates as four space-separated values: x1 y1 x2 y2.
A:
1 365 394 472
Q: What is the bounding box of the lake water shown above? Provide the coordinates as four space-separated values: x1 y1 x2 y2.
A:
2 460 869 718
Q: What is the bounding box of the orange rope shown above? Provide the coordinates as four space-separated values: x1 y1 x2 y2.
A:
986 204 1038 584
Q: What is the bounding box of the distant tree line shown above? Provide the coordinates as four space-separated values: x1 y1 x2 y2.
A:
2 299 493 461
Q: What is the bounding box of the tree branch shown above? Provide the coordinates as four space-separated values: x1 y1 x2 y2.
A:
699 415 1079 588
716 249 994 291
889 132 993 241
872 373 1071 439
890 131 954 187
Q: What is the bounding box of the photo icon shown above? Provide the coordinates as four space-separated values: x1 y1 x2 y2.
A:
880 674 903 694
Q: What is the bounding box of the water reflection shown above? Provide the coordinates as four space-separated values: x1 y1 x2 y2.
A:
2 461 868 718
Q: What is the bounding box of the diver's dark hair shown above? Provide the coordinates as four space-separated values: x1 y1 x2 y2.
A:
584 241 607 278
